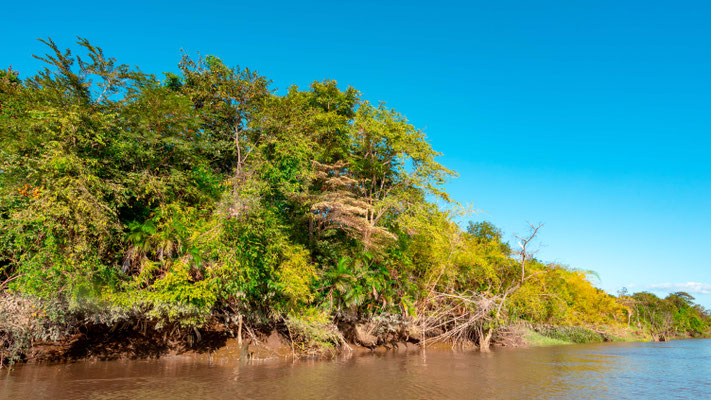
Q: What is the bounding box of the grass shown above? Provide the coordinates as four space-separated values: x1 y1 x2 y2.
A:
534 325 606 344
607 329 648 342
522 324 651 347
521 325 614 346
522 328 571 346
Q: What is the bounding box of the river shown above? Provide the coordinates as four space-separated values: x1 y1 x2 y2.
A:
1 339 709 399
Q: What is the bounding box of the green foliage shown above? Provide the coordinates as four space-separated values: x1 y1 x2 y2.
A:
623 291 709 339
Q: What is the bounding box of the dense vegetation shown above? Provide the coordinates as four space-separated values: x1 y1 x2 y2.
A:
1 39 708 364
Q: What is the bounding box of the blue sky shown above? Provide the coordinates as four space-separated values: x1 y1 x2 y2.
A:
3 0 710 305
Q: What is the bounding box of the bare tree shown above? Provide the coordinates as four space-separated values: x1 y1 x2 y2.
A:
514 222 543 284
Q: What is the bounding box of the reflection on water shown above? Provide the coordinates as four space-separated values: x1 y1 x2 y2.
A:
2 339 710 399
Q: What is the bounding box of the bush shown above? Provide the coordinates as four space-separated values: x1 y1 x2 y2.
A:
0 294 75 366
284 308 341 355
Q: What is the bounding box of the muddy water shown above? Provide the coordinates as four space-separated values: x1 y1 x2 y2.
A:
2 339 710 399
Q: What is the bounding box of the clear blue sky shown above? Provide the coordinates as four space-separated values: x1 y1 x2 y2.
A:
3 1 710 305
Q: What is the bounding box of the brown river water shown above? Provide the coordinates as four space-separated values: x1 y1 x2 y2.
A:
1 339 710 399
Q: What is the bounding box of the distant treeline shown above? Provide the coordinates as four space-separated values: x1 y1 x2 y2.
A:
0 39 708 364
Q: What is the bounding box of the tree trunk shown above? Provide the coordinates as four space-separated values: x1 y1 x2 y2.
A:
237 314 243 346
479 328 493 352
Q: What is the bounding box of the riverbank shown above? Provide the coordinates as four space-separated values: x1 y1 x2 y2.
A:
4 289 702 368
10 316 655 366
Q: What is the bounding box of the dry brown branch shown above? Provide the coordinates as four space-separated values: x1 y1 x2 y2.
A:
513 222 543 284
415 290 502 348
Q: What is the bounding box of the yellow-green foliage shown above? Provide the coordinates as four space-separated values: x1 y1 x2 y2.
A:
101 261 218 327
509 264 628 326
285 307 340 352
400 207 512 295
276 245 318 311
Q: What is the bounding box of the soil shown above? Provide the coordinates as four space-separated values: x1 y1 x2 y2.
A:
19 319 529 366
